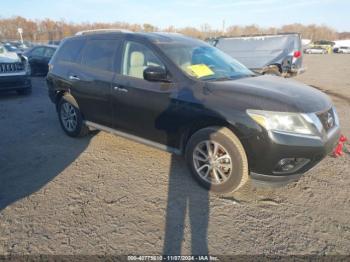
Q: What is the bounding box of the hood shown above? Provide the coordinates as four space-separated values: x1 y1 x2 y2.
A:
0 52 21 63
206 75 332 113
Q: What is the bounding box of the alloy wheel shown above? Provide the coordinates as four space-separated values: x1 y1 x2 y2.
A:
60 102 77 132
193 140 233 185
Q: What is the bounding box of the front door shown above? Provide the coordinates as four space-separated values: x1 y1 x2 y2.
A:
111 40 178 146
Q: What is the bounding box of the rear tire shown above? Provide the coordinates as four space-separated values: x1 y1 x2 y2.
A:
58 95 89 137
185 126 249 194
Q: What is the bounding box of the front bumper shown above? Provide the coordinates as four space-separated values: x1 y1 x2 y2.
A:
246 125 341 186
0 73 31 91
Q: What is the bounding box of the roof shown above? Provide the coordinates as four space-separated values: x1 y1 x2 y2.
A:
71 29 200 45
136 32 199 44
75 28 132 35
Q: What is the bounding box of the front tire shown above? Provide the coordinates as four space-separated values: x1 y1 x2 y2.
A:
58 96 89 137
185 127 249 194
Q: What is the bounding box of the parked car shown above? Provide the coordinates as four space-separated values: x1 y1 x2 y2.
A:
312 40 335 54
210 33 304 77
47 30 341 193
3 43 18 53
304 47 328 54
7 41 29 54
23 45 57 76
0 44 32 95
337 46 350 54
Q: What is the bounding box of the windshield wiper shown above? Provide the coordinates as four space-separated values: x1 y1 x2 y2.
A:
202 76 232 81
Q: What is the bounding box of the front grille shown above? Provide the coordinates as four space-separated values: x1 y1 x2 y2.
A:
317 108 335 132
0 63 25 73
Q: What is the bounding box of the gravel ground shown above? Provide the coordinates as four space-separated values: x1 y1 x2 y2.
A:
0 55 349 256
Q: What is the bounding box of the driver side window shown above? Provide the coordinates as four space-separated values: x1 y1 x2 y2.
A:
122 41 165 79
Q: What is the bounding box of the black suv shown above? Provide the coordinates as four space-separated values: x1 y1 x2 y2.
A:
47 30 341 193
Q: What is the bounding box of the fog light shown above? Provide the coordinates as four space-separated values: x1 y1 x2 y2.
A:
274 158 310 174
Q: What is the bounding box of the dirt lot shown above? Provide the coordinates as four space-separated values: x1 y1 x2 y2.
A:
0 54 349 255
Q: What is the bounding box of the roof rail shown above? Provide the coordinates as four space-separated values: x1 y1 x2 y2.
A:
75 28 132 36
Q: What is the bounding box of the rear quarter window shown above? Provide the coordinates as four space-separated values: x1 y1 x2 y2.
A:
54 38 85 64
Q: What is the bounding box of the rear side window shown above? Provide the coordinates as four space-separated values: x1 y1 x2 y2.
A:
80 39 120 72
55 39 85 63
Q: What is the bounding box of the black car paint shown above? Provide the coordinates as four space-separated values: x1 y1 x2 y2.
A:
47 32 340 183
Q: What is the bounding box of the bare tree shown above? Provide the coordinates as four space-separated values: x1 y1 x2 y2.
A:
0 16 345 42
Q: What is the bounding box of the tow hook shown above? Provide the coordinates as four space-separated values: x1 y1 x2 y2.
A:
333 135 349 157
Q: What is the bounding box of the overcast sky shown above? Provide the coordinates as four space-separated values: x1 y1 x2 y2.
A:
2 0 349 31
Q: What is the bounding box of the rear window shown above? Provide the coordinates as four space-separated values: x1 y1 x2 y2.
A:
80 39 120 71
55 38 85 63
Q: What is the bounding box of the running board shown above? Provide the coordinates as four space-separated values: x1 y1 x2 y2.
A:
84 121 182 155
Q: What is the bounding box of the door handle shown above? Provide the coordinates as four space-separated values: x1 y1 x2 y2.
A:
69 75 80 81
113 86 128 93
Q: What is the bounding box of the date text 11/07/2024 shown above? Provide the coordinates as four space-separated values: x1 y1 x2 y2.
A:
127 255 218 261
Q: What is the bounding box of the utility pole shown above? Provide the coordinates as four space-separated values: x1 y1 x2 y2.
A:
18 28 24 44
222 19 225 36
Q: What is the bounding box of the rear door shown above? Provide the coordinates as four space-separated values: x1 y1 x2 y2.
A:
47 38 85 104
69 37 122 127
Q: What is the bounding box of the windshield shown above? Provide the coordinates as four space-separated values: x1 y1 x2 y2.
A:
158 43 254 81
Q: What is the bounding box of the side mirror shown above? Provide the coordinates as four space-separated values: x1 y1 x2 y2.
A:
143 66 169 82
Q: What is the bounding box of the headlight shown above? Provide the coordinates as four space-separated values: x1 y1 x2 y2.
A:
247 109 318 136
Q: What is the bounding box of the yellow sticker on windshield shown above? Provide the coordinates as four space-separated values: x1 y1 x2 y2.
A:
187 64 214 78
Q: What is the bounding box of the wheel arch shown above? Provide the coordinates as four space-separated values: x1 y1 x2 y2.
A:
179 117 246 155
55 91 79 111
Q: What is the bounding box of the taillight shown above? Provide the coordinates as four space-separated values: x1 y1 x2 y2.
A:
293 50 301 58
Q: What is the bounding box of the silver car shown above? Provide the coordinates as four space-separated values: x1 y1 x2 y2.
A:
304 47 328 54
